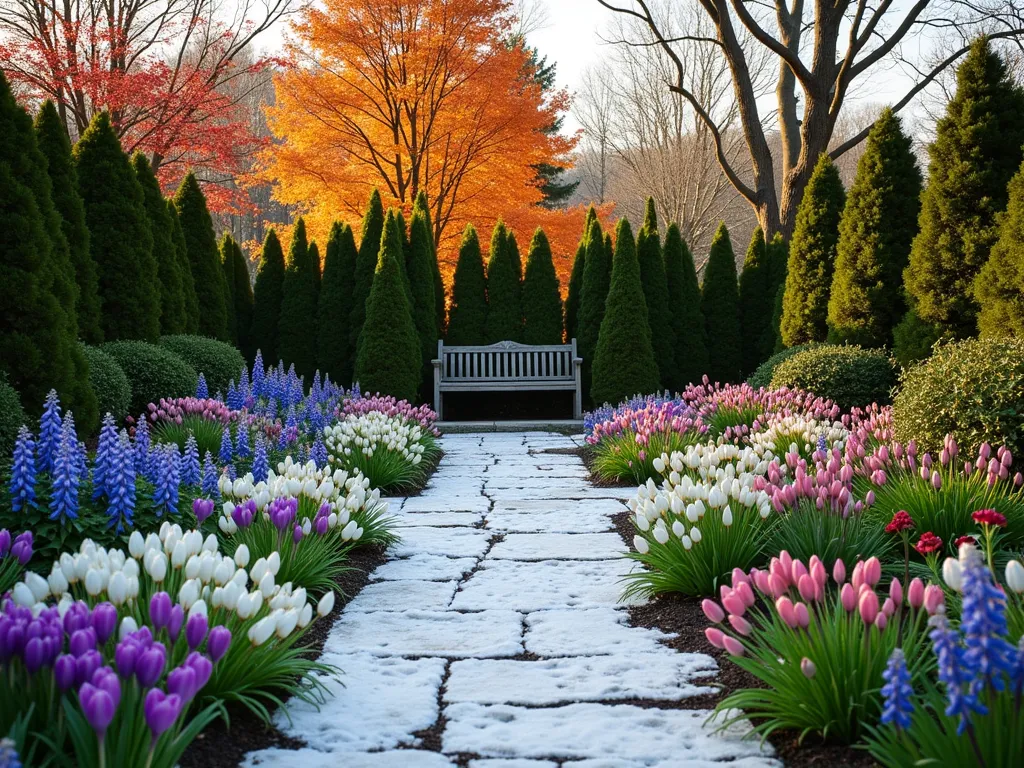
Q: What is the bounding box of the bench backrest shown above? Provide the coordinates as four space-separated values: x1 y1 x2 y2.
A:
437 340 577 381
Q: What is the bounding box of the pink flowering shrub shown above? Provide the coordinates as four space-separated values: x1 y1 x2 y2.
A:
340 394 439 434
146 398 237 426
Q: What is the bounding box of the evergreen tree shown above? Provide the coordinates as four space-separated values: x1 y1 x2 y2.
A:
664 223 708 389
738 228 774 375
577 218 612 401
906 37 1024 338
230 239 254 358
412 191 446 333
701 223 743 383
34 100 102 343
168 201 200 333
592 219 660 404
318 222 357 383
309 241 322 308
278 219 319 381
133 153 188 335
0 71 98 429
828 109 923 347
74 111 161 342
779 154 846 346
407 206 440 391
349 190 385 358
508 231 523 283
446 225 488 345
976 159 1024 336
485 221 523 342
766 234 788 355
636 198 674 388
174 172 229 340
250 229 286 363
564 241 586 342
221 234 238 345
354 210 421 401
521 228 563 344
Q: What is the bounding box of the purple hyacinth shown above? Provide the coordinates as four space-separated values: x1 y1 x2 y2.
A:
235 424 251 459
92 415 118 501
251 434 269 483
8 427 37 512
107 431 137 532
880 648 914 730
195 373 209 399
181 434 201 486
201 451 220 499
219 426 234 465
37 390 62 473
960 550 1016 692
48 430 81 522
310 436 328 468
151 444 180 517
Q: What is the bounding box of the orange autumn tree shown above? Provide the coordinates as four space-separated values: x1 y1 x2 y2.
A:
260 0 578 274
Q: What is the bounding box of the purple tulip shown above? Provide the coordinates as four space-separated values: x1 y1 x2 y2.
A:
206 626 231 662
115 641 139 679
0 530 10 557
184 614 208 651
70 627 97 657
166 665 197 702
293 524 303 544
131 626 154 648
91 666 121 710
3 623 26 658
11 532 32 566
91 603 118 644
167 605 184 644
315 516 328 536
75 649 102 687
144 689 183 743
63 603 90 635
79 681 117 737
193 498 215 525
54 653 77 691
23 637 45 673
149 593 172 632
135 644 166 687
184 652 213 691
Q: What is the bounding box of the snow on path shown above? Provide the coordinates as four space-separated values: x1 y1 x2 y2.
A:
243 432 780 768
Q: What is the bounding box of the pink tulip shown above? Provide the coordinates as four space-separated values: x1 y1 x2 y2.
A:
810 559 827 587
875 612 888 631
800 657 816 678
794 602 810 628
768 574 788 599
791 559 809 585
731 568 749 586
719 585 732 603
864 557 882 587
769 559 788 587
924 585 945 614
722 635 745 656
798 574 817 602
882 597 896 617
701 599 725 624
722 594 746 617
851 561 865 591
728 614 753 636
753 570 772 596
775 597 798 628
841 583 857 612
907 578 925 609
779 550 793 576
704 627 725 649
734 580 756 608
859 590 880 625
865 490 875 507
889 579 903 607
832 559 847 584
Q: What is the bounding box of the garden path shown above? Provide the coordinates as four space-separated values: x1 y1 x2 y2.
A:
242 432 781 768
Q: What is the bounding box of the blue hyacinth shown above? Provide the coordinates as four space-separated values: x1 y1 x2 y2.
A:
350 381 361 400
181 434 201 486
48 431 81 521
251 434 269 483
929 612 985 734
219 425 234 465
0 737 22 768
960 550 1016 692
235 424 251 459
107 431 136 531
201 451 220 499
239 366 252 407
133 417 151 476
251 351 265 398
310 436 328 468
880 648 914 730
92 415 118 500
37 390 63 473
9 427 37 512
196 373 209 399
226 463 237 481
151 444 180 517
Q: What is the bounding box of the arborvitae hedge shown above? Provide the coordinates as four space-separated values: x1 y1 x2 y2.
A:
565 240 586 342
738 228 774 375
577 218 611 401
168 201 200 333
485 221 523 343
250 229 286 363
350 190 385 355
413 192 446 334
592 218 660 404
34 100 102 344
701 223 743 383
221 234 239 345
636 198 674 389
780 154 846 347
906 37 1024 339
766 234 788 354
446 225 488 345
318 222 357 384
74 111 160 343
664 223 708 389
975 159 1024 337
828 109 922 347
174 172 229 340
229 238 254 357
278 218 319 381
521 228 563 344
508 231 523 284
354 210 421 401
407 206 439 391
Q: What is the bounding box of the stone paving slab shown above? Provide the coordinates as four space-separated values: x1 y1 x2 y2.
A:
451 559 635 611
484 510 617 534
402 495 490 514
389 526 493 558
523 607 677 656
369 554 477 582
324 609 525 657
392 511 484 527
344 580 458 612
488 533 625 561
244 749 456 767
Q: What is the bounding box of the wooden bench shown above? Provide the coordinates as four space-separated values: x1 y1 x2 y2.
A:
432 339 583 420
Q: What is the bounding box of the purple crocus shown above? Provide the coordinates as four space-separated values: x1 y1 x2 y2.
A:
144 689 183 744
0 530 11 558
193 498 215 525
70 627 98 657
135 643 167 688
231 499 256 529
54 653 76 691
150 593 172 632
166 664 197 702
75 650 103 687
206 626 231 662
79 676 118 737
184 614 208 651
10 532 32 566
114 641 139 679
91 603 118 644
167 606 185 644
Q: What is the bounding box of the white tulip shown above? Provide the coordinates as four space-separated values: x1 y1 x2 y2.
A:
235 593 254 620
128 531 145 558
1005 560 1024 593
317 590 335 617
12 582 35 607
179 580 200 610
184 555 201 581
123 558 139 579
250 558 268 584
298 602 313 628
159 521 171 541
119 616 138 640
107 571 128 606
942 557 962 592
342 520 359 540
126 576 140 600
690 527 702 543
633 535 650 555
259 572 276 598
188 599 208 620
635 513 650 532
653 457 666 474
276 609 299 638
222 581 242 611
145 533 162 553
74 555 89 581
681 534 693 550
84 568 104 596
721 505 734 527
672 520 685 538
47 569 69 598
267 551 281 576
653 524 670 545
248 616 276 646
235 544 250 569
147 553 168 583
25 572 50 602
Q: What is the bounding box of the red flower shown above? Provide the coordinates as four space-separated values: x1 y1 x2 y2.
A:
914 532 943 555
972 508 1008 528
885 510 915 534
954 535 977 548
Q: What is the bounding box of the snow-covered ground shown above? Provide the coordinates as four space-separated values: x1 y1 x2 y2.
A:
243 432 781 768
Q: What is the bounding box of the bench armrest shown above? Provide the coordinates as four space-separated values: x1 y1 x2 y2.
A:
573 357 583 366
432 359 441 368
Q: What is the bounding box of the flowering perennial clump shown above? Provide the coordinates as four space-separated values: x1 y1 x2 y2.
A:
324 411 439 492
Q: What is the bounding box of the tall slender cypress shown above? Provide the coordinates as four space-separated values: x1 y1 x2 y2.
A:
168 201 200 333
250 229 286 363
664 223 708 389
318 222 357 383
412 191 446 333
508 231 523 284
278 219 319 381
485 221 523 342
564 241 586 342
738 228 774 374
766 233 788 355
636 198 674 388
221 234 239 345
174 172 229 340
701 223 743 383
349 190 386 359
230 239 254 358
577 218 612 401
521 228 563 344
407 206 440 392
446 225 488 345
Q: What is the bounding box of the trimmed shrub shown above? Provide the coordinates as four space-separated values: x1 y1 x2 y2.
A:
250 229 286 363
80 343 131 421
665 223 708 390
101 340 198 416
446 224 488 345
0 376 26 456
591 218 660 405
892 336 1024 455
637 198 674 389
738 227 774 376
765 233 788 355
701 223 743 383
892 307 943 368
159 334 245 395
564 240 586 341
521 228 563 344
746 344 816 389
780 154 846 346
174 171 229 340
229 237 254 358
318 222 357 384
167 200 200 333
349 189 386 356
769 344 896 408
485 221 522 343
906 38 1024 338
412 191 446 333
278 218 320 381
135 153 188 335
577 217 611 401
975 157 1024 337
407 205 439 388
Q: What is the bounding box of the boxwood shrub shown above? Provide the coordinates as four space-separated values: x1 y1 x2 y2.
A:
80 343 132 421
769 344 897 408
747 344 816 389
101 341 198 417
0 375 26 456
160 334 246 394
893 337 1024 455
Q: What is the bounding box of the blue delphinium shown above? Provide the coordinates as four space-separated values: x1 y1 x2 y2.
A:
201 451 220 499
0 737 22 768
350 381 361 400
227 380 245 411
265 397 277 421
133 417 151 476
880 648 914 730
151 444 180 517
37 390 63 473
307 404 326 436
251 433 269 483
251 351 265 398
226 463 237 481
310 436 328 468
181 434 201 486
196 373 209 399
960 549 1016 692
48 431 81 521
816 433 828 454
219 425 234 465
235 423 251 459
929 612 984 734
8 427 37 512
107 431 136 531
92 415 118 500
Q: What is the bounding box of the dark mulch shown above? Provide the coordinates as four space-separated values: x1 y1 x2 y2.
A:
398 448 445 497
179 543 390 768
539 444 633 489
612 512 876 768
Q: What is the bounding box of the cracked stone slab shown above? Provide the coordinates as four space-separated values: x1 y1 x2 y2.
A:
468 761 557 768
442 703 779 763
389 526 493 558
444 654 717 705
345 580 457 612
484 510 616 534
485 465 587 479
370 554 477 582
571 760 782 768
393 511 484 528
402 495 490 514
488 533 625 561
486 486 631 501
490 499 627 515
244 749 457 767
325 610 524 657
451 560 635 611
524 608 677 656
